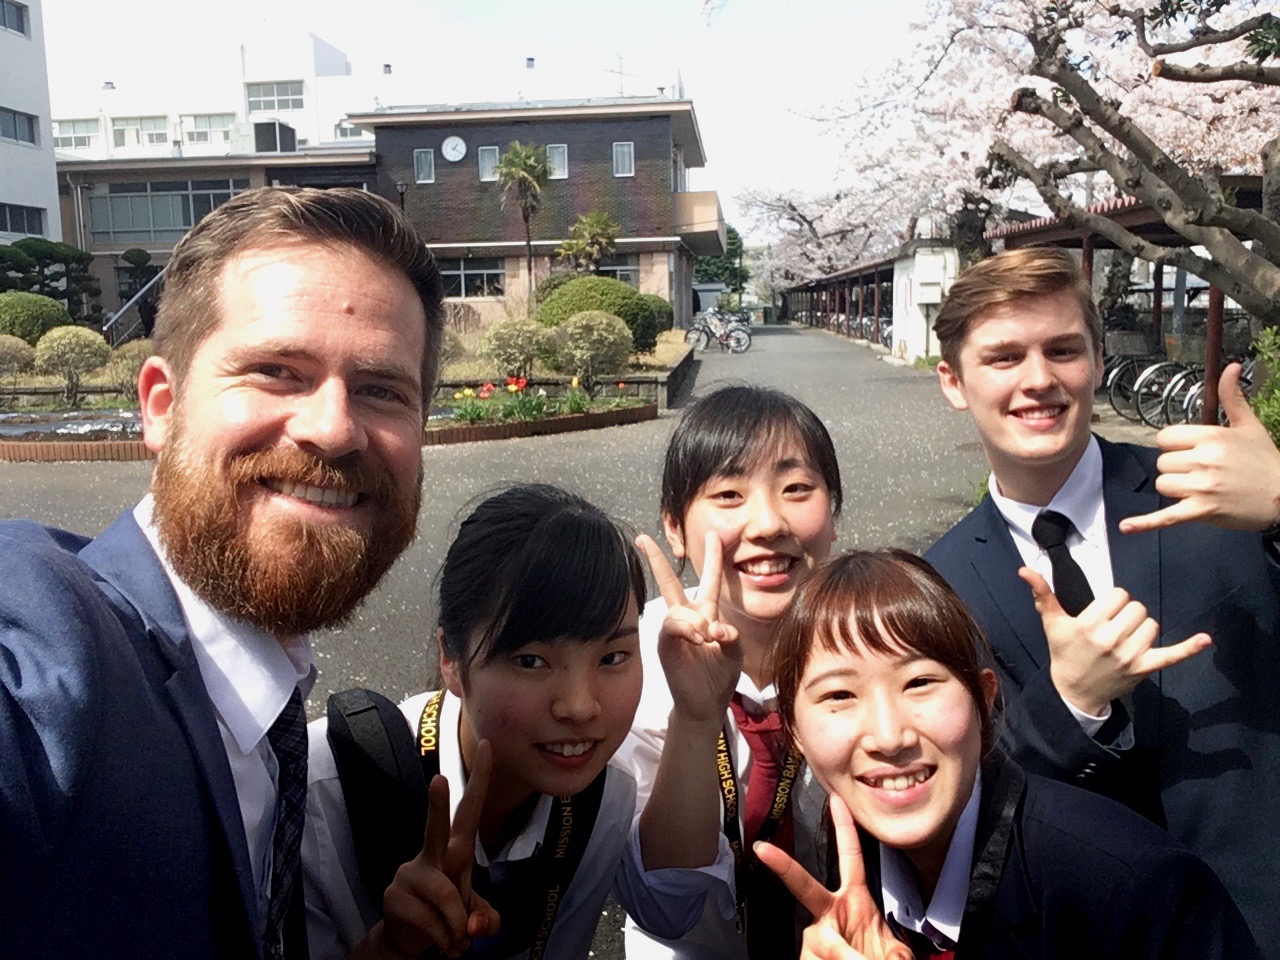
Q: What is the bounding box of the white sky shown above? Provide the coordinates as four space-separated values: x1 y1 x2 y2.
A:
41 0 926 241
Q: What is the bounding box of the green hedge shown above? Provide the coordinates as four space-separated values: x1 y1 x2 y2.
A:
535 276 658 353
639 293 674 333
0 291 73 345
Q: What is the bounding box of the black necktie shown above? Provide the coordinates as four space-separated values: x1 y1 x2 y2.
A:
1031 510 1095 616
265 686 307 959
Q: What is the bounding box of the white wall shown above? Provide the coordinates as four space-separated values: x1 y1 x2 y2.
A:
1 0 61 241
890 246 959 364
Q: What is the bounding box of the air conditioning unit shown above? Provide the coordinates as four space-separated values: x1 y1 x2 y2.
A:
254 121 297 153
229 122 257 154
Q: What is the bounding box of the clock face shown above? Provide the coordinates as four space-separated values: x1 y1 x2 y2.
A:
441 136 466 162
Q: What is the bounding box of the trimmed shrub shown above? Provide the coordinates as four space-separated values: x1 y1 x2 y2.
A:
478 317 543 379
0 333 35 376
640 293 674 332
35 326 111 407
103 338 154 404
542 310 633 396
535 276 658 353
0 291 73 345
534 270 578 305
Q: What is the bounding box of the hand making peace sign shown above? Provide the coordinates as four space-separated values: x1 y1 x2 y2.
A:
636 530 743 725
756 794 914 960
360 740 500 960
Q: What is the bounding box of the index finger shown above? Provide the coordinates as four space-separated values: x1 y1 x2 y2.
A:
829 793 870 892
697 529 725 607
636 533 688 610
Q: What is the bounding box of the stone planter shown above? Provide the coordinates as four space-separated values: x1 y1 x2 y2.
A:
421 403 657 447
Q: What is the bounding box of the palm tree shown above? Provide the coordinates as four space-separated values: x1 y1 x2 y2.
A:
494 141 549 312
557 211 620 273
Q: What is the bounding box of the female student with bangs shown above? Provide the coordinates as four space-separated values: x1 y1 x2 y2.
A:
757 550 1259 960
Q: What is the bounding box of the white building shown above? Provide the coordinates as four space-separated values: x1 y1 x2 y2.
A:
1 0 61 242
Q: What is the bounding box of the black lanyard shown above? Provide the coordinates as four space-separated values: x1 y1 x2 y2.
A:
417 693 603 960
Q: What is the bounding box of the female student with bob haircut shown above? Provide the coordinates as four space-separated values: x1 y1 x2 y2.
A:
757 549 1259 960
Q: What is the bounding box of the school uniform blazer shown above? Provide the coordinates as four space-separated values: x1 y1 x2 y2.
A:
924 437 1280 954
861 757 1261 959
0 513 297 959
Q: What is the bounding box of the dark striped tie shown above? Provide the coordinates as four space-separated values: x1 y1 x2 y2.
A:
264 686 307 959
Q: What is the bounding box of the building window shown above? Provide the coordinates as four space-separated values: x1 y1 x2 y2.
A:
247 81 304 113
112 116 169 148
546 143 568 180
334 120 365 139
88 178 249 244
596 253 640 287
0 105 37 145
1 1 27 35
53 118 99 150
185 113 234 144
612 141 635 177
413 148 435 183
0 202 44 236
478 145 499 182
438 257 505 298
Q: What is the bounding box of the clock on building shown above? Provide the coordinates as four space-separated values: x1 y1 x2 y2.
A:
441 136 467 162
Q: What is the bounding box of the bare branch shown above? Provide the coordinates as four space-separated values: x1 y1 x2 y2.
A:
1152 59 1280 86
1109 7 1277 57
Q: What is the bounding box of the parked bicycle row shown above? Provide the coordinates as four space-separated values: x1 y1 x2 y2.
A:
1104 353 1254 428
798 311 894 349
684 307 752 353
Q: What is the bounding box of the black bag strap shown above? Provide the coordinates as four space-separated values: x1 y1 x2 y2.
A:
327 688 431 910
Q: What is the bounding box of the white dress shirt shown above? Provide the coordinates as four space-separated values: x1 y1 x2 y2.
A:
303 689 731 960
616 591 829 960
987 438 1125 737
135 496 317 935
880 772 981 951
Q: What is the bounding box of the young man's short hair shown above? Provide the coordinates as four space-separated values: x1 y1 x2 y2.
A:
933 248 1103 369
153 185 445 400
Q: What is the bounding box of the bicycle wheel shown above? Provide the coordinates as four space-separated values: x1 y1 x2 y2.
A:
1108 358 1141 420
728 329 751 354
1161 368 1202 426
1134 362 1186 427
685 326 710 351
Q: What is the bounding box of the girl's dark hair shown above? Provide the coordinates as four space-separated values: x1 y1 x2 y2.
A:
437 484 646 670
773 549 998 754
660 385 842 534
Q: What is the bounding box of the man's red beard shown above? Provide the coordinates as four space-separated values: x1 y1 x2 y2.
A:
151 423 421 637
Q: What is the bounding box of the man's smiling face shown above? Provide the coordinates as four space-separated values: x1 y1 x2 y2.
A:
142 241 427 635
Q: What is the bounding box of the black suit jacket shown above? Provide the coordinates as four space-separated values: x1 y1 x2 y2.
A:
860 757 1261 959
925 437 1280 955
0 512 307 959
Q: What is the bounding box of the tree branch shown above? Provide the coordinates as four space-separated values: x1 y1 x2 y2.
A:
1108 7 1276 57
1152 59 1280 86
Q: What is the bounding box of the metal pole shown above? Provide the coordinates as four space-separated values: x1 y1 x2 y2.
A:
1202 285 1224 424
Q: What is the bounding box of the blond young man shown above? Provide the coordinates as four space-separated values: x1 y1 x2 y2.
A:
924 247 1280 955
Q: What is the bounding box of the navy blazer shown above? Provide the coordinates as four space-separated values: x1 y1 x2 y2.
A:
860 757 1261 959
925 437 1280 955
0 512 303 959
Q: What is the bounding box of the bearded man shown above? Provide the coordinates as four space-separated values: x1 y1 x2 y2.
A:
0 186 444 960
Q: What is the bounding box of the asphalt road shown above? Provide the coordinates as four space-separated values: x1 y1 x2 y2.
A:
0 323 993 957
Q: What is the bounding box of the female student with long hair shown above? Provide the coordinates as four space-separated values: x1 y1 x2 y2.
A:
758 550 1260 960
302 484 733 960
619 384 843 959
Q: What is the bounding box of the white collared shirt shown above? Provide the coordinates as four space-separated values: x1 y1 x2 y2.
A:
880 771 981 951
618 591 829 960
303 689 730 960
135 496 317 934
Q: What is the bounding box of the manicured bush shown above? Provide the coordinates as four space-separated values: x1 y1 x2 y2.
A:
103 338 154 404
640 293 674 333
541 310 633 396
535 276 658 353
0 333 35 376
35 326 111 407
534 270 578 305
0 291 73 345
478 317 543 379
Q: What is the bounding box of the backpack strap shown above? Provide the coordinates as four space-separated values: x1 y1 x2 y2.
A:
326 688 431 911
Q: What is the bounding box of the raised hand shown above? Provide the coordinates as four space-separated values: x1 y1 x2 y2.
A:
757 794 913 960
358 740 500 960
1019 567 1211 716
636 530 743 725
1120 363 1280 535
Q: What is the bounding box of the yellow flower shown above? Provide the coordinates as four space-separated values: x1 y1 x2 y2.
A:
463 387 475 398
507 383 519 393
453 391 464 400
570 376 580 389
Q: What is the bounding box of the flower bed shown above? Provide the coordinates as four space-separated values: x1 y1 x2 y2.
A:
422 401 657 447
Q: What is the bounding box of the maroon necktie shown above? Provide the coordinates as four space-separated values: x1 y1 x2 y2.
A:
729 695 796 959
891 918 956 960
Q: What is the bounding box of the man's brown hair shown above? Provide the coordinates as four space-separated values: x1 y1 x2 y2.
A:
153 185 444 399
933 247 1102 369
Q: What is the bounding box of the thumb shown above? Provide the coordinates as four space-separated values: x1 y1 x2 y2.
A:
1218 363 1257 429
1018 567 1067 619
